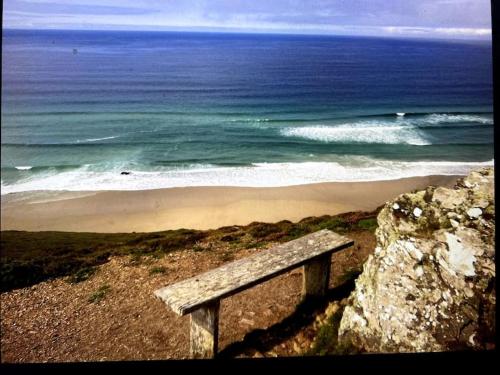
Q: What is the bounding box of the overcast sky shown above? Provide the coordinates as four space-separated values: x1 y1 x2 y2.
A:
3 0 492 39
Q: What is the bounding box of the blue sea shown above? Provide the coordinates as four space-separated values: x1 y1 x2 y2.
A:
1 30 494 193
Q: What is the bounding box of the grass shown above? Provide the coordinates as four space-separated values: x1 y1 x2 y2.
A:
67 266 96 284
128 252 143 266
149 266 167 275
357 218 378 232
0 229 206 292
244 241 266 249
317 217 350 232
304 307 358 356
0 209 380 292
88 284 111 304
192 244 205 252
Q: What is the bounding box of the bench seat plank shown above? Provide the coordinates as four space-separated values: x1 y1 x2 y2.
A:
154 229 353 315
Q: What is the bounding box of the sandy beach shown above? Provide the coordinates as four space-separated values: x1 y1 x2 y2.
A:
1 175 460 232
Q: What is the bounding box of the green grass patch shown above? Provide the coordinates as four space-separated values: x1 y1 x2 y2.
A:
192 244 205 252
88 284 111 304
318 217 351 232
67 266 96 284
305 307 358 356
149 266 167 275
357 218 378 232
244 241 266 249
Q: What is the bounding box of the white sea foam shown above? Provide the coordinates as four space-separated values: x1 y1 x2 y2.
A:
279 113 492 145
15 166 32 170
230 118 270 123
281 123 431 145
423 114 493 125
1 159 493 194
78 136 119 143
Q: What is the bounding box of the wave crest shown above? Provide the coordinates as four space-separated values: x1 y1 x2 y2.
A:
423 113 493 125
77 135 119 143
281 123 431 145
279 112 492 145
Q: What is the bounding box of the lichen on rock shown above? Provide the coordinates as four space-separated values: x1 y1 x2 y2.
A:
338 167 495 352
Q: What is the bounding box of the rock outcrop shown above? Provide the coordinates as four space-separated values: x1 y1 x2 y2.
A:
338 167 495 352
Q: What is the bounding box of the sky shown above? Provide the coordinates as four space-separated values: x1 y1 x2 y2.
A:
2 0 493 40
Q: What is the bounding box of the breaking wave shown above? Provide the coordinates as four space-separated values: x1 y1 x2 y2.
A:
279 112 492 145
1 158 494 194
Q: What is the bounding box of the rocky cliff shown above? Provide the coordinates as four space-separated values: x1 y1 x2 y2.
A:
338 167 495 352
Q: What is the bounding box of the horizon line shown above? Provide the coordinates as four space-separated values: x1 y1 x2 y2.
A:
2 27 492 44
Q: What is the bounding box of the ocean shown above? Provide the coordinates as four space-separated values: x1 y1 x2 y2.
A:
1 29 494 193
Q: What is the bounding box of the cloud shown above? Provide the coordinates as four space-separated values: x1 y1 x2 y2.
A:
5 0 157 16
382 26 491 37
2 0 492 39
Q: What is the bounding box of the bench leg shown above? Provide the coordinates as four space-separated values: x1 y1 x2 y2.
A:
190 300 220 359
302 253 331 298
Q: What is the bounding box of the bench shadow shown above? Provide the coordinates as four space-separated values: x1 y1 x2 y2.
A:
217 278 356 358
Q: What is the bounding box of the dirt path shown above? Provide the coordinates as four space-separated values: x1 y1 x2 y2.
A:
1 231 375 362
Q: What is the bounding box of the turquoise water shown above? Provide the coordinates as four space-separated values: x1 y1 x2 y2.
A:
1 30 494 193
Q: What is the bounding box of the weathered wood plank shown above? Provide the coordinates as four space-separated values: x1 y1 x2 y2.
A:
154 229 353 315
190 301 219 358
302 253 331 298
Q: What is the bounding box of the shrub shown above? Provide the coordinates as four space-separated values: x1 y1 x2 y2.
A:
220 233 244 242
283 224 312 240
248 223 282 239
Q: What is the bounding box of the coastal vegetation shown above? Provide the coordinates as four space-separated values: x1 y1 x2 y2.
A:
88 284 111 304
0 209 380 293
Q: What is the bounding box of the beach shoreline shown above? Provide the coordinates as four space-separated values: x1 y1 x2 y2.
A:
1 174 461 233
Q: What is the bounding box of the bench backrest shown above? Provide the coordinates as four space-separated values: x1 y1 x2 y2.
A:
154 229 353 315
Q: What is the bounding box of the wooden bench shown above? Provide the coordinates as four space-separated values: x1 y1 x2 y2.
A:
153 229 353 358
